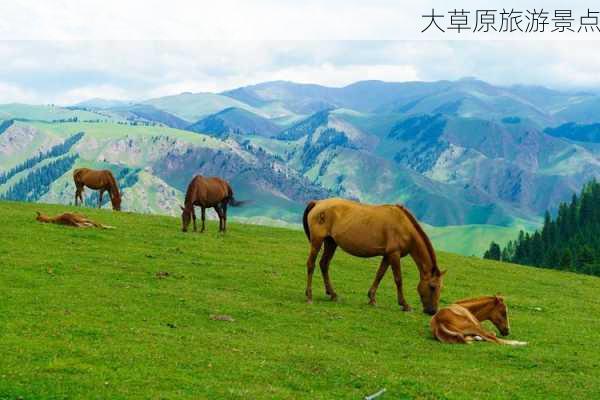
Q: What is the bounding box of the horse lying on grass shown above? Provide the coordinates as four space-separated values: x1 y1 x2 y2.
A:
430 295 527 345
36 212 115 229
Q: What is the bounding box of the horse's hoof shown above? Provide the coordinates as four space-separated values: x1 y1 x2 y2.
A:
330 294 338 302
368 300 376 306
401 305 413 312
306 299 313 304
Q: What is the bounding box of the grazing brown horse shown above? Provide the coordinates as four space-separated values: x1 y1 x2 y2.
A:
302 198 445 315
35 211 114 229
430 295 527 345
180 175 245 233
73 168 121 211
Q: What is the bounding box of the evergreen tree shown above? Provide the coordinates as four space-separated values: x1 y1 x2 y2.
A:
485 179 600 277
484 242 501 260
560 248 572 270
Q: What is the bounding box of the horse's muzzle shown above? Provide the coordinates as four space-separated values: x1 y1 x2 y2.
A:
424 307 437 316
500 328 510 336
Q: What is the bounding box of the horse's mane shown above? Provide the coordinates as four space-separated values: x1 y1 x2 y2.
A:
107 171 120 197
456 295 502 307
184 176 201 208
396 205 439 274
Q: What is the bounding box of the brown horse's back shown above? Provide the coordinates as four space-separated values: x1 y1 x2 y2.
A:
305 198 413 257
74 168 115 190
185 175 231 207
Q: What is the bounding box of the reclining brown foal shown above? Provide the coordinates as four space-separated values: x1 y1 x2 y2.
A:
35 211 114 229
430 295 527 345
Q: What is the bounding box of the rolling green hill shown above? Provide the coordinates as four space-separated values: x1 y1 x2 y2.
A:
0 103 112 122
4 78 600 257
141 92 291 122
1 201 599 399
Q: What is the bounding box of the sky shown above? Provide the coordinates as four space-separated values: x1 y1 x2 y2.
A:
1 40 600 105
1 1 599 105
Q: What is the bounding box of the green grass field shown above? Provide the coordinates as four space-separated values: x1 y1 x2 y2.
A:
1 201 599 399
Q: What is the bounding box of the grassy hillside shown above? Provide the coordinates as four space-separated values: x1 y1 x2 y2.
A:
426 220 539 257
0 104 109 122
1 201 599 399
142 93 272 122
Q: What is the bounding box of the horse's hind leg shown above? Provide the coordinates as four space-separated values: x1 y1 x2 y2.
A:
319 237 338 301
221 202 228 232
214 205 224 232
367 256 390 306
75 185 83 206
200 207 206 232
305 237 324 304
389 252 411 311
464 328 502 344
435 323 468 344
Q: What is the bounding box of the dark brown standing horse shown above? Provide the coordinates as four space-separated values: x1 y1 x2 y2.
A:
73 168 121 211
303 198 445 314
180 176 245 233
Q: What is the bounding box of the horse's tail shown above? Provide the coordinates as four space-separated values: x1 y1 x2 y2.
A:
303 201 317 241
73 168 83 184
227 184 247 207
496 338 528 346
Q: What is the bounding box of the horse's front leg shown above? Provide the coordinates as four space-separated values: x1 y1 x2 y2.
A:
98 190 103 208
389 252 411 311
368 256 390 306
192 207 197 232
201 207 206 232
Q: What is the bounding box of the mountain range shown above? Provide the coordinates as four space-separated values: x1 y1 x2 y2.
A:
2 77 600 255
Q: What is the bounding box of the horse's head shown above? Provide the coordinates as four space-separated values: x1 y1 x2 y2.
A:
111 192 122 211
180 205 191 232
489 295 510 336
418 269 446 315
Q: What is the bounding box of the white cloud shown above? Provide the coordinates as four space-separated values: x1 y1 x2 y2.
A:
55 85 133 105
1 40 600 105
0 82 38 103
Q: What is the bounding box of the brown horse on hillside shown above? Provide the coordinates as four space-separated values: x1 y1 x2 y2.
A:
302 198 445 315
73 168 121 211
181 175 245 233
430 295 527 345
36 211 114 229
